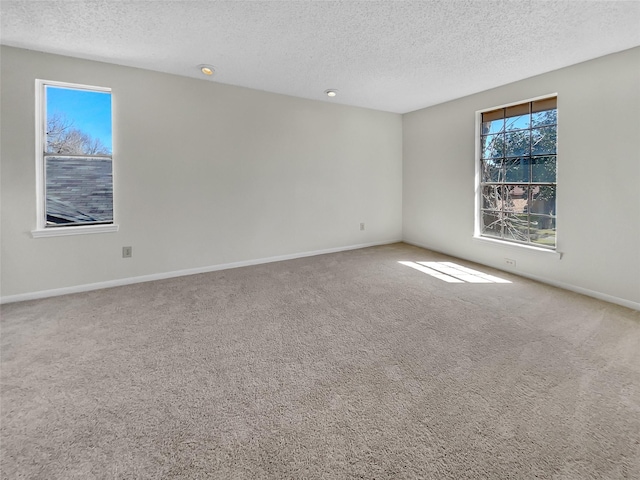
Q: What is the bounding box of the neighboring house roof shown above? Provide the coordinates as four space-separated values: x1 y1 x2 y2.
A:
45 157 113 224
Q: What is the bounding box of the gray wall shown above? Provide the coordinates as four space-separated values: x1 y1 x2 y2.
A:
2 46 639 309
0 46 403 298
403 47 640 308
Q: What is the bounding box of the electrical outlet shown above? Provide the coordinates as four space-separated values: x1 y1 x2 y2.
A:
505 258 516 267
122 246 132 258
360 223 365 231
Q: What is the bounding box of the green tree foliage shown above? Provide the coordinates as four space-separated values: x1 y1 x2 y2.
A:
480 108 557 245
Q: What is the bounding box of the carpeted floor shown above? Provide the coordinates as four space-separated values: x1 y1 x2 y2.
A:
1 243 639 479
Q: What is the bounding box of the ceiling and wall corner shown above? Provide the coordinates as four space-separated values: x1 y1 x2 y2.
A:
1 2 639 308
1 0 639 114
403 46 640 309
0 45 403 301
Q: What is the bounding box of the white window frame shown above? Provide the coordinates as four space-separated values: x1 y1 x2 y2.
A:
474 94 560 256
32 79 118 238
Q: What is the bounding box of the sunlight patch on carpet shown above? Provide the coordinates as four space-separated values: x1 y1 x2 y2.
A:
399 261 511 284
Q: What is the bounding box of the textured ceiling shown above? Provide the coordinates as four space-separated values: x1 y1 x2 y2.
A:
1 1 639 113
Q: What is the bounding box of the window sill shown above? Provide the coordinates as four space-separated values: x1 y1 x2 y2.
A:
32 224 119 238
473 235 563 259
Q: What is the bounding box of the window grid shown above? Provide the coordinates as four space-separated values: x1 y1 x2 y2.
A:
479 98 557 249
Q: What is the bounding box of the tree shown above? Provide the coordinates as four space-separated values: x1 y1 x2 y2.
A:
46 113 110 155
480 108 557 243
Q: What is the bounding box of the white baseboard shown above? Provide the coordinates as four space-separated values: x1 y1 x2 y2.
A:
0 239 402 304
6 238 637 311
403 240 640 312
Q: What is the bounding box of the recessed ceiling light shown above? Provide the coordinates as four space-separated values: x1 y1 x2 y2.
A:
199 65 215 76
325 89 338 97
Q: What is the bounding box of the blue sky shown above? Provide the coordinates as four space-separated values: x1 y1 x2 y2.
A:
46 86 112 151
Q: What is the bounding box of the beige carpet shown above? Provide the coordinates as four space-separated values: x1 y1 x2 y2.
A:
1 243 639 479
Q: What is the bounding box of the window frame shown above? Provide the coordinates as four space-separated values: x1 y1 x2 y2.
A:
33 79 118 238
474 94 558 252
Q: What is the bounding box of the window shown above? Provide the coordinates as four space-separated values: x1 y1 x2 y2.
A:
477 96 557 249
34 80 117 237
